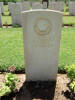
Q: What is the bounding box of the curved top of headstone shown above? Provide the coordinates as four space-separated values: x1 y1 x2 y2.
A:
22 9 62 14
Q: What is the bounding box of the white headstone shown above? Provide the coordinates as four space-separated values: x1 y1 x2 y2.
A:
11 3 22 26
0 7 2 27
21 1 30 11
32 3 43 9
22 10 62 81
43 2 48 9
49 2 64 11
32 2 40 6
69 2 75 15
0 2 4 14
8 2 11 10
8 2 14 14
59 2 64 11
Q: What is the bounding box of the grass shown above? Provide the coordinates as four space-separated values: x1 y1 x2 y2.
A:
63 16 75 26
59 27 75 71
0 28 75 71
0 28 24 71
63 12 69 16
63 5 69 16
2 16 12 25
1 5 75 72
2 5 11 25
3 5 9 16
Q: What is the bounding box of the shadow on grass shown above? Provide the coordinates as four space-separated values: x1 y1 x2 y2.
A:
16 81 56 100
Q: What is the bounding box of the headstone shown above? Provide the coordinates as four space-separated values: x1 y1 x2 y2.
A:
22 10 62 81
0 7 2 27
0 2 4 14
9 2 30 26
49 2 64 11
43 2 48 9
8 2 14 14
21 1 30 11
59 2 64 11
16 2 21 4
69 2 75 15
11 3 22 26
32 2 43 9
42 0 49 7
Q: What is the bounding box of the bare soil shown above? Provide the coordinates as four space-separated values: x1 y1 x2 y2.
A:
0 74 75 100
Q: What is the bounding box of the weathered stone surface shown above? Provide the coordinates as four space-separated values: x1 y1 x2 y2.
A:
43 2 48 9
22 10 62 81
0 7 2 27
0 2 4 14
49 2 64 11
11 3 22 26
32 2 43 9
21 1 30 11
69 2 75 15
9 2 30 26
16 1 30 11
8 2 14 14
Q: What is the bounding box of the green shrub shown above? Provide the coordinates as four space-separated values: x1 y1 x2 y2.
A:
69 80 75 93
5 73 18 91
0 73 19 97
65 64 75 93
13 24 21 28
65 64 75 81
0 84 11 97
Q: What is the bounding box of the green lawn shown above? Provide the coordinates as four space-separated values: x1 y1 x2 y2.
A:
2 5 11 25
1 5 75 72
4 5 9 16
0 28 24 71
59 27 75 71
63 12 69 16
0 28 75 72
2 16 12 25
63 16 75 26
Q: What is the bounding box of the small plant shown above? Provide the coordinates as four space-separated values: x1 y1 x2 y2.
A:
0 73 19 97
65 64 75 81
13 24 21 28
65 64 75 93
0 84 11 97
5 73 18 91
69 81 75 93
